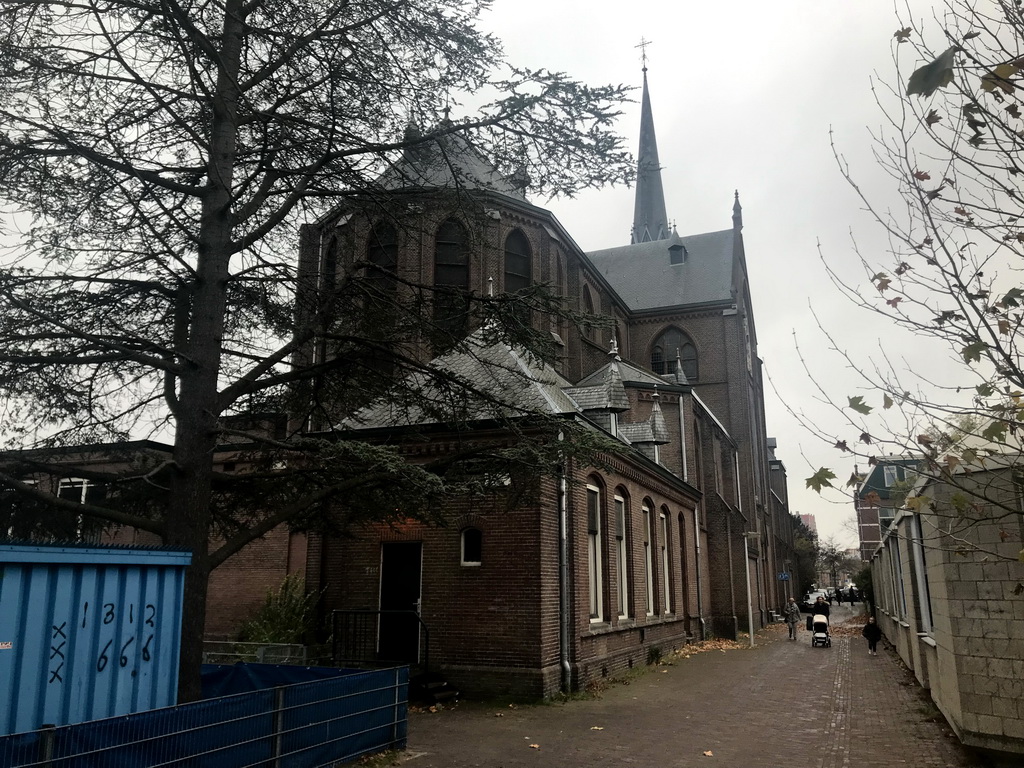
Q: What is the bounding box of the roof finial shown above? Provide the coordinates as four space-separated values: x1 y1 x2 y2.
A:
732 189 743 231
636 37 652 72
674 349 689 385
609 335 621 361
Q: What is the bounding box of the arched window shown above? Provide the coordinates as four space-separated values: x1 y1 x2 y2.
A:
678 512 690 619
642 501 654 616
614 492 630 619
366 222 398 301
433 218 470 342
461 527 482 566
503 230 531 293
321 235 340 297
587 481 604 622
504 229 532 325
660 507 671 614
651 328 698 380
582 285 598 342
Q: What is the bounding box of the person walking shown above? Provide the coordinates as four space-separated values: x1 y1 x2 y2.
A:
783 597 801 640
835 588 843 606
862 616 882 656
813 595 830 618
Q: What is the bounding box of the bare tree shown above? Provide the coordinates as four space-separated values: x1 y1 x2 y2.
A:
797 0 1024 565
0 0 633 699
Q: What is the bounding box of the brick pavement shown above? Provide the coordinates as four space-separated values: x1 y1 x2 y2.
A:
399 604 989 768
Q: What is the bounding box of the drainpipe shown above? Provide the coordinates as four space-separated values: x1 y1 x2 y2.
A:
557 431 571 694
677 396 688 483
693 507 705 640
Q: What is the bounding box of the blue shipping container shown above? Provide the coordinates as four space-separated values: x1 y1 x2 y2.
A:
0 543 192 735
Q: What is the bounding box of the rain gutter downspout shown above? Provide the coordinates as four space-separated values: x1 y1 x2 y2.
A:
693 507 705 640
557 431 571 694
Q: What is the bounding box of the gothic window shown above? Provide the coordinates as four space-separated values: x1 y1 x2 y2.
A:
321 235 339 297
366 222 398 302
504 229 531 325
651 328 697 380
433 218 470 343
503 230 531 293
582 285 598 342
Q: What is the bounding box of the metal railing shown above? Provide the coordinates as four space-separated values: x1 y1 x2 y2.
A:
0 666 408 768
202 641 309 666
331 610 430 673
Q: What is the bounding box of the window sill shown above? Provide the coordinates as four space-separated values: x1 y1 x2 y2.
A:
918 633 937 648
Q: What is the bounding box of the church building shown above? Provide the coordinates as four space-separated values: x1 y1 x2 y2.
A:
282 67 799 698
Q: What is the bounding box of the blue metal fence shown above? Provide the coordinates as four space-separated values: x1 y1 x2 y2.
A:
0 666 408 768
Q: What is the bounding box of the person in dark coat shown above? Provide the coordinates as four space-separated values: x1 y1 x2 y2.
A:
862 616 882 656
813 596 830 618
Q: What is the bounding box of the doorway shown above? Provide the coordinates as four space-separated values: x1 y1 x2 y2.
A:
378 542 423 664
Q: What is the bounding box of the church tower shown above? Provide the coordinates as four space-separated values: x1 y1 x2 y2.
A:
630 66 669 244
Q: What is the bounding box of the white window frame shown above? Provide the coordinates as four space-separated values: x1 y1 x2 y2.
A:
614 496 629 618
57 478 98 542
888 534 907 620
587 484 604 622
659 511 671 614
883 465 898 487
643 503 654 616
910 515 933 635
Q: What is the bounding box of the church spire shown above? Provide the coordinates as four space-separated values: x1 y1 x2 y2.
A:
631 60 669 244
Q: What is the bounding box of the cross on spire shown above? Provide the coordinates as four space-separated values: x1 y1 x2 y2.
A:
635 37 652 71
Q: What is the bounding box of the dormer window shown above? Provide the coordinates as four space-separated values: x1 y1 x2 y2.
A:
669 243 686 265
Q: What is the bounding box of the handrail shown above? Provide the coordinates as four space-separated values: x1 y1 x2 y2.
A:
330 609 430 674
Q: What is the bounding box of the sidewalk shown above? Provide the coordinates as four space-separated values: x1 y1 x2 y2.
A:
400 605 987 767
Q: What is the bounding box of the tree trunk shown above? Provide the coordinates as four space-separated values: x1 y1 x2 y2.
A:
168 0 245 703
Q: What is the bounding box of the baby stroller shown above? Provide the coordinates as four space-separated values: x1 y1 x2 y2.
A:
810 613 831 647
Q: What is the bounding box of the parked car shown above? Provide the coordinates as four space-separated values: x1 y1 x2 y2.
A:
801 590 829 612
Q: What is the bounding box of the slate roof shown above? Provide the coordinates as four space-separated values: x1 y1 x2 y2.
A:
377 127 527 201
587 228 736 312
563 353 629 413
341 329 580 431
577 357 680 389
617 396 670 446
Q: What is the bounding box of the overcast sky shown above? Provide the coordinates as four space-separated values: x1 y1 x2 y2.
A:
483 0 956 548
